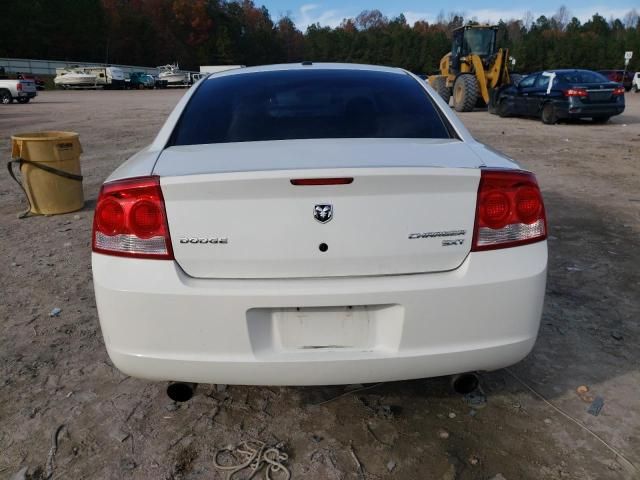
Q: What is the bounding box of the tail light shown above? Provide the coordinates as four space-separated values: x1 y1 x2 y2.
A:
564 88 587 97
472 170 547 251
17 82 22 91
291 177 353 186
92 176 174 259
613 87 625 95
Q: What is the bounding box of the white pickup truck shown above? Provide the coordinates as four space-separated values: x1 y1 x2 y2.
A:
0 79 37 104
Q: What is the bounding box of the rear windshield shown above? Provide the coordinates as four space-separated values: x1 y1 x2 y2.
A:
170 69 452 146
557 70 609 84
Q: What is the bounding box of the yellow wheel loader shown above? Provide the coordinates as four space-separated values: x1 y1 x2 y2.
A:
429 25 517 112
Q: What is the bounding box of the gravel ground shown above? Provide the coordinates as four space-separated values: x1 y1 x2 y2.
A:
0 89 639 480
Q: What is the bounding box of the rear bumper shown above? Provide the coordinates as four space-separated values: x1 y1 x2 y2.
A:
560 99 624 118
18 91 37 99
92 241 547 385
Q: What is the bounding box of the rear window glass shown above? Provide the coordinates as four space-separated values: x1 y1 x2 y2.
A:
170 69 452 146
557 71 609 84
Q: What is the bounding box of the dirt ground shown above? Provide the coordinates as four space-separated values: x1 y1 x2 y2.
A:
1 89 639 480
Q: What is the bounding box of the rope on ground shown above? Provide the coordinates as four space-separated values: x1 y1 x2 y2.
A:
505 367 637 473
44 424 65 480
349 442 366 480
214 440 290 480
315 383 384 406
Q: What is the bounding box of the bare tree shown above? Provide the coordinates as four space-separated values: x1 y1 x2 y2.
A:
553 5 570 30
447 12 464 30
506 19 523 42
355 10 388 30
623 8 639 29
522 11 534 31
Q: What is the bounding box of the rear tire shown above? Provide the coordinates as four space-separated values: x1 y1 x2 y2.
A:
431 76 451 104
541 103 557 125
497 98 511 117
17 97 30 104
634 85 639 93
592 116 610 124
0 90 13 104
453 74 479 112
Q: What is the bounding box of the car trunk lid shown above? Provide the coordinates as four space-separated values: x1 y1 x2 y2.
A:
572 82 618 103
155 139 482 279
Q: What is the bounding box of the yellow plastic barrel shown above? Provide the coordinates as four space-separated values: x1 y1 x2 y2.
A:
10 131 84 215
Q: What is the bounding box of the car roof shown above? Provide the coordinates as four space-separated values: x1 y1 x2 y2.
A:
538 69 600 74
204 62 407 81
523 69 617 79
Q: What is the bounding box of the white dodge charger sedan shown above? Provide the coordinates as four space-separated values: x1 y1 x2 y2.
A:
92 63 547 385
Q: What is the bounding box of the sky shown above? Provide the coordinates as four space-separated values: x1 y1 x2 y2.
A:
260 0 639 30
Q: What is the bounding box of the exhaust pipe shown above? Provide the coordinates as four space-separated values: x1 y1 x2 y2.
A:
167 382 197 402
451 373 479 395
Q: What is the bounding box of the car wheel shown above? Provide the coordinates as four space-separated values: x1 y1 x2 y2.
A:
453 74 479 112
635 85 639 93
0 90 13 104
17 97 30 104
541 103 557 125
497 98 511 117
592 116 610 124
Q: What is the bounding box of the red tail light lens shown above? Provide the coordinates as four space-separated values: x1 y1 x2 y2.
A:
515 187 542 223
480 191 510 229
564 88 587 97
17 82 23 91
291 177 354 186
95 198 125 235
472 170 547 251
92 176 174 259
612 87 625 95
129 200 163 238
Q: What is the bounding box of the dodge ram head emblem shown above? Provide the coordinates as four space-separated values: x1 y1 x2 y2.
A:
314 204 333 223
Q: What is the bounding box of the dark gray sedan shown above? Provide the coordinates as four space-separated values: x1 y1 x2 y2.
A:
494 69 625 124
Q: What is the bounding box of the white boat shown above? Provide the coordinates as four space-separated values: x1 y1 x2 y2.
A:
54 69 97 88
157 63 188 85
